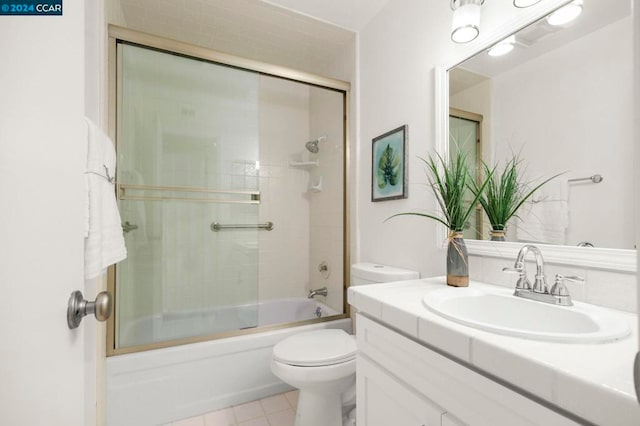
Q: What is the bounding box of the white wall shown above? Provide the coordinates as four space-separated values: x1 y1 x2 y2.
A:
358 0 447 276
356 0 521 275
492 17 634 249
357 0 637 311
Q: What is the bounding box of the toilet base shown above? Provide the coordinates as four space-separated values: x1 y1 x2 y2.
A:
295 389 343 426
342 406 356 426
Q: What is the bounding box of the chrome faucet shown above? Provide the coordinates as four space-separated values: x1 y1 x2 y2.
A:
308 287 328 299
502 244 547 294
503 245 584 306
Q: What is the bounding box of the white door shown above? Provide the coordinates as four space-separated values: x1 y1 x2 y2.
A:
0 2 100 425
636 0 640 407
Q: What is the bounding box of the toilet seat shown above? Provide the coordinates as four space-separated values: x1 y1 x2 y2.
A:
273 329 357 367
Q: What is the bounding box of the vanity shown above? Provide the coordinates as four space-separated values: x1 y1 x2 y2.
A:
348 277 640 426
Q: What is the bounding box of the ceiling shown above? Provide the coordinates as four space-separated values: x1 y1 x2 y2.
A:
260 0 391 31
110 0 370 75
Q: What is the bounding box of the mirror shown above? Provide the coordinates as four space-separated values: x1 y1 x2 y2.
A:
448 0 634 250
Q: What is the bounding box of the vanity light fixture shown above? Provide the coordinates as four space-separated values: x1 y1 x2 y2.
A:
450 0 484 44
513 0 541 7
547 0 583 26
487 35 516 57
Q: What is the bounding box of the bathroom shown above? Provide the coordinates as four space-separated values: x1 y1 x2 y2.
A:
2 0 639 425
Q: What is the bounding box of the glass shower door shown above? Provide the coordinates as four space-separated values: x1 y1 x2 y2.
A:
115 43 260 349
449 113 482 240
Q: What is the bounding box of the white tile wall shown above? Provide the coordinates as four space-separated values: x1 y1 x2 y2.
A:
257 75 346 310
470 255 637 313
308 86 346 312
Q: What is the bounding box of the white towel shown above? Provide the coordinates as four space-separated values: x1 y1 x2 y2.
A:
84 118 127 279
516 177 569 245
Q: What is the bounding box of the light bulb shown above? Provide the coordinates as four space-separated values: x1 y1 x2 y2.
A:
513 0 541 8
487 35 516 57
547 0 583 26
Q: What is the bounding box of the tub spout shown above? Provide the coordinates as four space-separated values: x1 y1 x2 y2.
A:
308 287 328 298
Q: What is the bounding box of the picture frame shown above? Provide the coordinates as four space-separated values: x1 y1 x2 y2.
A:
371 125 408 202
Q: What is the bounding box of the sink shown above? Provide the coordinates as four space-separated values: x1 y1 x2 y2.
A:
423 286 631 343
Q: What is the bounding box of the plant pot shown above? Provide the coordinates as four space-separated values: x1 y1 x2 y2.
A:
447 232 469 287
489 229 506 241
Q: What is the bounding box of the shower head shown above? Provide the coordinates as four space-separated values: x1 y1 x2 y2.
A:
305 140 319 153
305 136 326 153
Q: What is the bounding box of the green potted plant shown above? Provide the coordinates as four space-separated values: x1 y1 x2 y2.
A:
391 150 492 287
470 155 562 241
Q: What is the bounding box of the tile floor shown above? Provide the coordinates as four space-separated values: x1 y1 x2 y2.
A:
169 390 299 426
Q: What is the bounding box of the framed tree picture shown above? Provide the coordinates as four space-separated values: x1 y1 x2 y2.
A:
371 125 408 201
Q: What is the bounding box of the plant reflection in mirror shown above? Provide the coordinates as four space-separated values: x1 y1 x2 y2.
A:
470 154 564 240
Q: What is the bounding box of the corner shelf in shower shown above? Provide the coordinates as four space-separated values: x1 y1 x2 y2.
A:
288 160 319 169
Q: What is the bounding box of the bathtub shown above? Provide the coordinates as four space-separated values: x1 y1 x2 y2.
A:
106 298 351 426
118 297 340 348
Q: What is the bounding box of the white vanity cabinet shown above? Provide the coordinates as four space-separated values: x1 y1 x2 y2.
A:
358 355 444 426
356 314 579 426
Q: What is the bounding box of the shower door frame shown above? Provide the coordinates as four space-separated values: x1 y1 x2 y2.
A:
106 25 352 356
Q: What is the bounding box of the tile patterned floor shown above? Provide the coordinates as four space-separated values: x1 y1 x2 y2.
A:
170 390 299 426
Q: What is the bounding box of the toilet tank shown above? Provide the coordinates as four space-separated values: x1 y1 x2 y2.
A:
350 262 420 286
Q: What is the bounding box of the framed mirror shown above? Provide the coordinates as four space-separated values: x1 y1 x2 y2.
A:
435 0 635 271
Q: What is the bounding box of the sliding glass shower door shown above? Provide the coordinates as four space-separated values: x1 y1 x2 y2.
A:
115 43 260 349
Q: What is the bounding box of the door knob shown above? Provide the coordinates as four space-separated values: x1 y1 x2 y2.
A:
67 290 112 329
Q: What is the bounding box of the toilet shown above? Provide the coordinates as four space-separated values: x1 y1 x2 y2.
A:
270 262 419 426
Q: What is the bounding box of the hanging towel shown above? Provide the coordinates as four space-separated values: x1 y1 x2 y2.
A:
516 177 569 245
84 118 127 279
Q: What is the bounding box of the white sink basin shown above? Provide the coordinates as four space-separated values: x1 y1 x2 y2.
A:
423 286 630 343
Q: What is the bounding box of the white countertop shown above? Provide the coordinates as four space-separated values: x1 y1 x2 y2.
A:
348 277 640 426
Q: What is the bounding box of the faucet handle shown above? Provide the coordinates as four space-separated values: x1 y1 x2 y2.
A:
502 261 525 275
502 266 523 274
550 274 584 297
502 265 532 291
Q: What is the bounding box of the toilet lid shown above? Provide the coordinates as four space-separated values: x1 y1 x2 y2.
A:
273 329 357 367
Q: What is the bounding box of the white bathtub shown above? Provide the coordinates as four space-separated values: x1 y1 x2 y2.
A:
106 298 351 426
118 297 340 348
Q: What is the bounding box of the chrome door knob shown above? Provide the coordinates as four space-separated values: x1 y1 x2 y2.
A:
67 290 113 329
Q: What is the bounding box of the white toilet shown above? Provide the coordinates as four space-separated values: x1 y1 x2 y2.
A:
270 262 419 426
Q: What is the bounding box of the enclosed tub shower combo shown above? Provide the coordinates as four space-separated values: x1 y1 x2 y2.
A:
105 26 350 425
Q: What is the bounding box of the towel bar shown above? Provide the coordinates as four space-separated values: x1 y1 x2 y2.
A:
118 183 260 204
568 174 603 184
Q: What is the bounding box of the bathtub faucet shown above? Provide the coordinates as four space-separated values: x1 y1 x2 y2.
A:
308 287 328 299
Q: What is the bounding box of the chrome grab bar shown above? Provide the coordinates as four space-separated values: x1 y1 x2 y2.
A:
210 221 274 231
